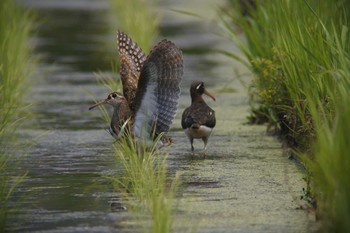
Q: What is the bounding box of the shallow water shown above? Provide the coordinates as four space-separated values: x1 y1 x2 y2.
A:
8 0 315 232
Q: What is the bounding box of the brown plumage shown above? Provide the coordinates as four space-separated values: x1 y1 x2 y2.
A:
117 31 146 107
181 81 216 151
90 31 183 147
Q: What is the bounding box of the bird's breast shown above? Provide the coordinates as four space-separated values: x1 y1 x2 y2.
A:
185 125 213 139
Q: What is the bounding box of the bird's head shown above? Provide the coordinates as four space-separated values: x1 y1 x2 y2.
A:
89 92 126 110
190 81 216 102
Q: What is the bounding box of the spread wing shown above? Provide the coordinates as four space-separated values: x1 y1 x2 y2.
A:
117 31 147 106
133 39 183 142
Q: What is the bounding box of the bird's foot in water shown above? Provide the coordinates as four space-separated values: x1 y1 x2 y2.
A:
160 136 173 147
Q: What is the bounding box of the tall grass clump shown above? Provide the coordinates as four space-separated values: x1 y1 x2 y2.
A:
311 92 350 232
221 0 349 149
113 135 179 233
0 0 34 140
0 0 36 230
221 0 350 231
308 24 350 231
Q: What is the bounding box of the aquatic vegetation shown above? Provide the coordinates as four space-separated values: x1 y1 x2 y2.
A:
112 135 179 233
0 0 36 230
220 0 350 231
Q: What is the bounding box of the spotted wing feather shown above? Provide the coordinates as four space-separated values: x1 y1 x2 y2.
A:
117 31 147 106
181 103 216 129
133 39 183 141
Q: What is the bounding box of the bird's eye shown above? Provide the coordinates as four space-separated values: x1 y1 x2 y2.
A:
112 93 117 98
196 83 204 90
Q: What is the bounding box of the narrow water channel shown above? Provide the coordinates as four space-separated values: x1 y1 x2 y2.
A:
9 0 315 232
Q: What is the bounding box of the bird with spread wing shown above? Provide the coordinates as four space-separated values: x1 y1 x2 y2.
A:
89 31 183 147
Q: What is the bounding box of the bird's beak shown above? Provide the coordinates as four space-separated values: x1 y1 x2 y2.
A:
89 99 107 110
204 89 216 101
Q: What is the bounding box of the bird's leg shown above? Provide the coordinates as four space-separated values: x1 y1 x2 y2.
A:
202 137 208 151
190 137 194 151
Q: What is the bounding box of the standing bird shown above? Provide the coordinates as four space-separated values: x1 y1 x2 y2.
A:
181 81 216 151
89 31 183 147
